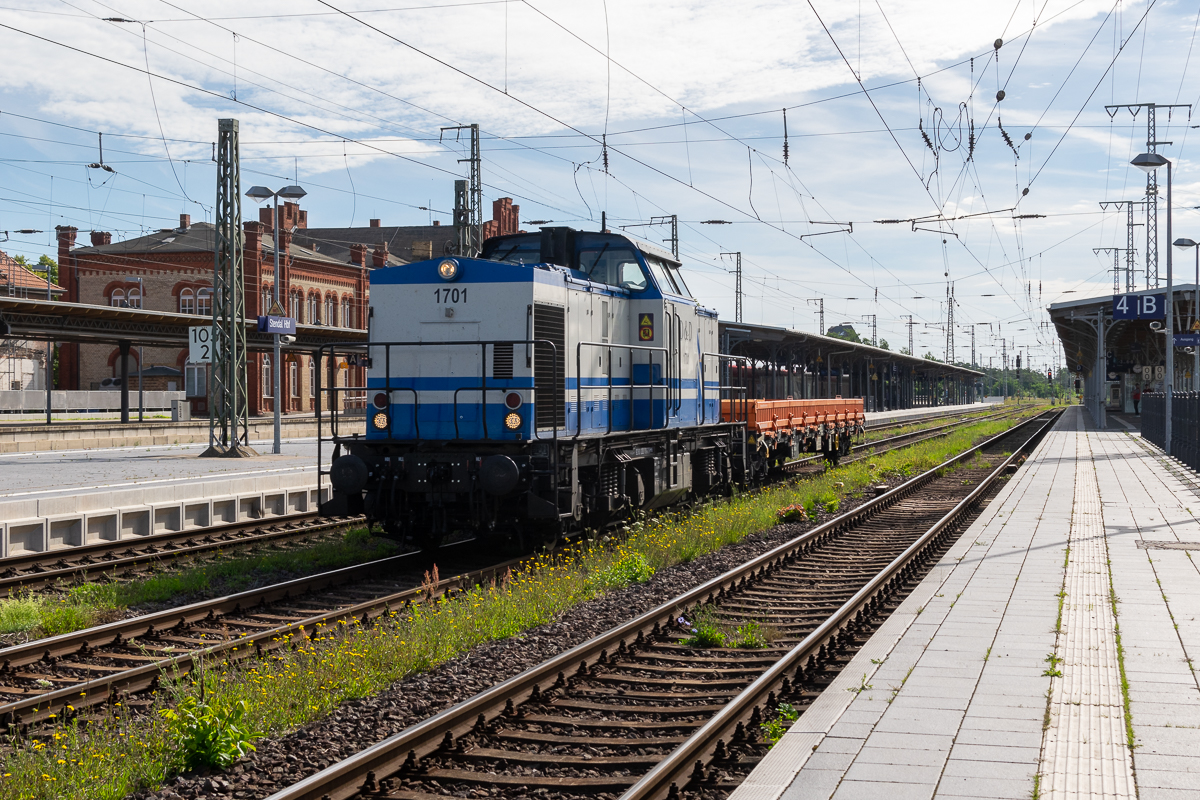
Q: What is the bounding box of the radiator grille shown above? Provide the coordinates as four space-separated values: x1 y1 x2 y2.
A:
533 303 566 430
492 343 514 380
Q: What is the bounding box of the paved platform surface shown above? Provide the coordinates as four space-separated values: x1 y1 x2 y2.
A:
0 438 320 500
865 402 998 427
732 406 1200 800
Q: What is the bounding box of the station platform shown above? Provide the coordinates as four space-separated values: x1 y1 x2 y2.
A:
733 405 1200 800
0 438 330 557
864 401 997 427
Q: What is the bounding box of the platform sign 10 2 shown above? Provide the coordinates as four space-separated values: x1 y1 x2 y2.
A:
188 326 213 363
1112 293 1167 320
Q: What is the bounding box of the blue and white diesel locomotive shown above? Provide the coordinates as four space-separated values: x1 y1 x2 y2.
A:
322 227 751 549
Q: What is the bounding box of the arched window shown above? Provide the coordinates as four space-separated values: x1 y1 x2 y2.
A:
325 295 337 327
126 286 142 309
262 287 272 315
289 291 300 322
289 360 299 398
111 288 125 307
341 297 352 329
261 354 272 398
308 293 320 324
196 288 212 316
179 288 195 315
308 357 316 398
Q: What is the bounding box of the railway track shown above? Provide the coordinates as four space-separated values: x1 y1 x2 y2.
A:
0 513 367 595
784 403 1026 474
263 410 1059 800
0 541 524 730
0 404 1012 596
0 406 1041 733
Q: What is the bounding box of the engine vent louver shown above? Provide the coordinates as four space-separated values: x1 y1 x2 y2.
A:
533 303 566 430
492 343 514 380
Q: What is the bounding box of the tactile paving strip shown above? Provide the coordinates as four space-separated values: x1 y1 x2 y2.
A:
1037 432 1136 799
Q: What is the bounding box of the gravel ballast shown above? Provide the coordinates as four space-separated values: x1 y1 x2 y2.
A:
133 489 890 800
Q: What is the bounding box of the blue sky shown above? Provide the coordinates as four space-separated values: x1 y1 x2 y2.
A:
2 0 1199 370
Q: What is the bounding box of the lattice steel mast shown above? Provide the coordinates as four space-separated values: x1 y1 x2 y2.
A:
1099 200 1145 293
1105 103 1191 288
443 124 481 256
203 118 255 457
722 252 743 322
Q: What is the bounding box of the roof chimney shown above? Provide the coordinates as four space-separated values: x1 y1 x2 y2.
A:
179 214 191 230
372 242 389 267
433 220 440 227
350 243 367 267
90 231 112 246
370 218 381 228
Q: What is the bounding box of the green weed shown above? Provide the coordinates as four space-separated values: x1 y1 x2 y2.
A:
759 703 800 747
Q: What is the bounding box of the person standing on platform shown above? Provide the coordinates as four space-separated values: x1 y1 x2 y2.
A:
1133 385 1142 415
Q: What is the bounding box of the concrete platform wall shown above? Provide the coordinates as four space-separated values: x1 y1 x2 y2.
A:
0 471 331 557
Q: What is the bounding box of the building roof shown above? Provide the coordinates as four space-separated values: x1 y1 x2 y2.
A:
0 250 65 295
70 221 353 268
296 224 456 265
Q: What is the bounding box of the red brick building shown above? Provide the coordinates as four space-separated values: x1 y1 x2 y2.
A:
54 197 521 416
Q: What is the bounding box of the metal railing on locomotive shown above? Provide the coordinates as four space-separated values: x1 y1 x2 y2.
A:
570 343 748 435
317 338 565 441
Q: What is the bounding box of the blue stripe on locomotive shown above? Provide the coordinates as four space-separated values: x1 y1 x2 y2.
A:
367 376 721 440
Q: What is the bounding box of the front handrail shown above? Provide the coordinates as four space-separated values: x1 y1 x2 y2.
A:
316 339 560 486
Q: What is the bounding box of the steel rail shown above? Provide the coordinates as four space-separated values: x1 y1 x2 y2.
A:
0 540 526 728
784 404 1025 472
263 410 1058 800
620 410 1060 800
0 514 366 595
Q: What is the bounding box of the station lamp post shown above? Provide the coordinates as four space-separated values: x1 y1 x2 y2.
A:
1172 237 1200 391
245 184 307 455
1132 151 1173 453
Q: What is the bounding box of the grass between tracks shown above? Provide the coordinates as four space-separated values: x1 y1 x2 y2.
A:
0 406 1046 800
0 531 398 639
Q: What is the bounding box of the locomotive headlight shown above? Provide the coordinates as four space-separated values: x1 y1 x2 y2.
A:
372 411 389 430
372 392 389 409
504 411 522 430
504 391 523 410
437 259 460 281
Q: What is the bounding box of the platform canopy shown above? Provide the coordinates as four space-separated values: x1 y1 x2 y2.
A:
0 296 367 350
717 320 982 410
1047 283 1200 426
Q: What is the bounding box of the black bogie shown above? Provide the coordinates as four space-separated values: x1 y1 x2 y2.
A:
322 422 747 548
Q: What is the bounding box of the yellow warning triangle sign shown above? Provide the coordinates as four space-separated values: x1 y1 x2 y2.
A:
640 314 653 326
1191 319 1200 332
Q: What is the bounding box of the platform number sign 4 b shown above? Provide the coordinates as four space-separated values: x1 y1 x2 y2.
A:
188 326 213 363
638 313 654 342
1113 293 1167 320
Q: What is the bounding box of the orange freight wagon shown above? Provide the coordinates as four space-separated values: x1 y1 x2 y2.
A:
720 396 865 467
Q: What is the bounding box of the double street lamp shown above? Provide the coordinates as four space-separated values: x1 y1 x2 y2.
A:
246 184 307 455
1131 151 1174 453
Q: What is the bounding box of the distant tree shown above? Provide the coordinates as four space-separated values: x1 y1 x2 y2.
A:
878 339 890 351
923 351 941 361
899 346 912 356
826 324 862 343
13 254 58 284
